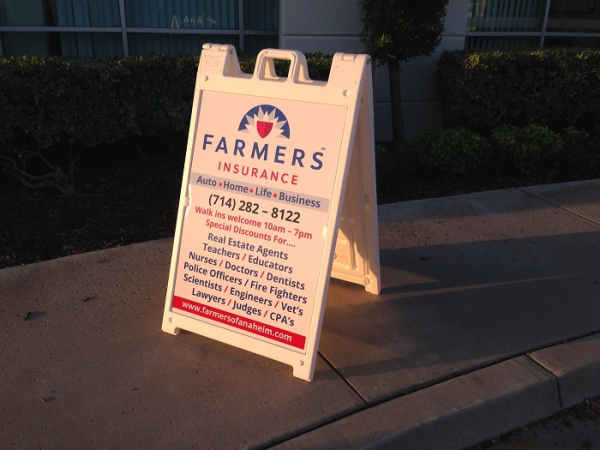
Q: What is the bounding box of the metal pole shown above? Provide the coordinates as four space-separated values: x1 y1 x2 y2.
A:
118 0 130 57
540 0 552 46
238 0 245 53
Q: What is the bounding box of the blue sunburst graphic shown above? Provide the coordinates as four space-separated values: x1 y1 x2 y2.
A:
238 105 290 139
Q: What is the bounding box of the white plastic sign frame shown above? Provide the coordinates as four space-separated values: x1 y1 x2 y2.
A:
162 44 380 381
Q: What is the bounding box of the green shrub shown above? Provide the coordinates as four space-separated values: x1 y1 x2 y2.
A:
373 143 402 203
0 52 332 151
560 127 589 173
401 128 490 176
560 127 600 178
0 55 198 149
491 124 563 177
0 52 333 193
436 48 600 133
592 127 600 156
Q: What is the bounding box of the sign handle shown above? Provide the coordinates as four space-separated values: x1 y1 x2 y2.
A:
253 48 311 83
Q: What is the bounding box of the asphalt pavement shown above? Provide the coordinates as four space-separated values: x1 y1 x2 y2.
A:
1 179 599 449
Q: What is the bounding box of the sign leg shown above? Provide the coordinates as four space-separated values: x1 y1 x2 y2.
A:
292 362 314 382
162 316 180 335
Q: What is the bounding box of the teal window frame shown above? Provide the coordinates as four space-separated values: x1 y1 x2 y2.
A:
0 0 279 56
466 0 600 49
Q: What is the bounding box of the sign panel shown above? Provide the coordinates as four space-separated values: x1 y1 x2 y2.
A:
163 44 380 381
172 91 347 353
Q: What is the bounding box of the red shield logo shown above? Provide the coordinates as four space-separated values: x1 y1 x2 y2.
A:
257 121 274 139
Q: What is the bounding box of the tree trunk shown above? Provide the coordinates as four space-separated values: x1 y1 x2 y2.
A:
388 59 404 151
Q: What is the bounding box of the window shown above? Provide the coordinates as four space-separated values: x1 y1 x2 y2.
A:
466 0 600 49
0 0 279 56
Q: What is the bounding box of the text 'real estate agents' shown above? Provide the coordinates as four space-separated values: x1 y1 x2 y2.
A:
172 91 347 353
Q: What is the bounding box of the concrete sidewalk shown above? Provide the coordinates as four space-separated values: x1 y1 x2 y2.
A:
1 180 600 450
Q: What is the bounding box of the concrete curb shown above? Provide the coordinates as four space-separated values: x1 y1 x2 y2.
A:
273 341 600 450
529 333 600 409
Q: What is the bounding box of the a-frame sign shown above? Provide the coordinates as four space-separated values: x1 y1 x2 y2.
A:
162 44 380 381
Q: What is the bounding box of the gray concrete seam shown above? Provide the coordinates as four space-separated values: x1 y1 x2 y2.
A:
272 356 560 450
520 180 600 226
528 333 600 409
518 189 600 228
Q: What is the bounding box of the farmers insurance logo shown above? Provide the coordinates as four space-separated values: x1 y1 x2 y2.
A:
238 105 290 139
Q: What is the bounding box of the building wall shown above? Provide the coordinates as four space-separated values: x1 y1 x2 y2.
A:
280 0 471 140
